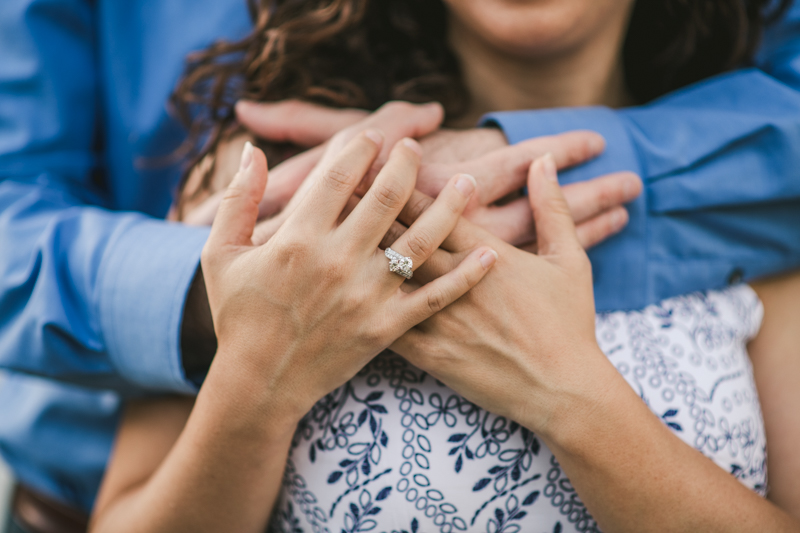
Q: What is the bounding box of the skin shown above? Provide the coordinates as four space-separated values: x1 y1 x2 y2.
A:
442 0 637 125
186 101 640 247
92 131 498 533
93 0 800 531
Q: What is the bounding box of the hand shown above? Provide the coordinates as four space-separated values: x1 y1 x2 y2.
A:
201 134 496 422
236 99 641 247
183 101 445 238
389 154 615 436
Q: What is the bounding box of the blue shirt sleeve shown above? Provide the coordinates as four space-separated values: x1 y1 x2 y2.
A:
0 0 207 393
484 5 800 311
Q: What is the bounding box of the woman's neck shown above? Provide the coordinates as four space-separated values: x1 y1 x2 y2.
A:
447 14 634 128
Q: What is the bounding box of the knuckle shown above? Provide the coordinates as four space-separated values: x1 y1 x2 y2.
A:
405 194 432 222
406 229 435 259
276 237 311 263
221 183 248 203
444 193 466 216
322 166 357 193
426 288 449 314
371 182 405 211
457 269 475 290
545 196 572 218
596 186 615 210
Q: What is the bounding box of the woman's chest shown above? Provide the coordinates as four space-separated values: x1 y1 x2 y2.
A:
272 286 765 533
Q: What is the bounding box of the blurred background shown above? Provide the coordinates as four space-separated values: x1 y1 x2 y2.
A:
0 371 11 524
0 459 10 526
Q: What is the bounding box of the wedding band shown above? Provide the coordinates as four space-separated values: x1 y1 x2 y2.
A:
385 248 413 280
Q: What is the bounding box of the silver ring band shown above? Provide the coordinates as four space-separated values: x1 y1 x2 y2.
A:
385 248 413 280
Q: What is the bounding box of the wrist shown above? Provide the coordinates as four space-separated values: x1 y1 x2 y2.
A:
535 352 642 457
199 350 303 440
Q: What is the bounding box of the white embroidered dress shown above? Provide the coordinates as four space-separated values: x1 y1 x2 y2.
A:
270 285 766 533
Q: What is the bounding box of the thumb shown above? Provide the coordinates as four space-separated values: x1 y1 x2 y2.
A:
235 100 368 147
527 154 581 259
208 141 269 248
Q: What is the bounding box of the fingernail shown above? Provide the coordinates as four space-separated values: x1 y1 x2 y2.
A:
454 174 477 198
612 209 628 231
542 153 558 182
402 137 423 156
590 136 605 154
365 129 384 145
240 141 254 172
480 249 498 269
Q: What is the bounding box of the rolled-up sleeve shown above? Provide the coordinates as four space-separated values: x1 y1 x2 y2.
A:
483 5 800 310
0 0 207 393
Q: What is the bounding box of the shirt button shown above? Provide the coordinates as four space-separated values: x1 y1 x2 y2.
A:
727 268 745 285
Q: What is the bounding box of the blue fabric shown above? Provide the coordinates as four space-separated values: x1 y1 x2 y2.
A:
484 4 800 309
0 0 799 513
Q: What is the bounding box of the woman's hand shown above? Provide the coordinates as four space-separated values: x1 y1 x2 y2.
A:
202 133 497 424
390 154 612 434
389 156 800 533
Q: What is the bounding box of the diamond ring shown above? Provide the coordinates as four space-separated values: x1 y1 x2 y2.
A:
385 248 413 280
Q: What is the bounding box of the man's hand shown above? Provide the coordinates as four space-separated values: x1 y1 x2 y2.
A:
235 99 642 248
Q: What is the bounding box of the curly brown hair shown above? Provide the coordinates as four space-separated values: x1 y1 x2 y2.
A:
171 0 789 202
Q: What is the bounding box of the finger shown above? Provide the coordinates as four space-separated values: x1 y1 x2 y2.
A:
419 131 605 206
467 198 533 245
575 206 629 249
347 101 444 194
380 220 461 286
361 101 444 142
468 171 641 247
251 212 285 247
397 246 497 327
258 145 326 218
235 100 367 147
562 172 641 224
380 220 408 250
389 173 476 270
341 138 422 249
396 189 487 253
207 142 268 248
291 130 383 230
527 154 582 258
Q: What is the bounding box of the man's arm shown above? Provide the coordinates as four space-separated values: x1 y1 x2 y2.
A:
0 0 206 393
483 3 800 310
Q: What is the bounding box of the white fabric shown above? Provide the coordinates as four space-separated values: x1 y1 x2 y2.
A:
271 285 765 533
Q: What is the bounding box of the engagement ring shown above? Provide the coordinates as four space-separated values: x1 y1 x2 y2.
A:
385 248 413 280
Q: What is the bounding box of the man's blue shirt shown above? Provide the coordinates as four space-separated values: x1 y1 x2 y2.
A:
1 0 799 511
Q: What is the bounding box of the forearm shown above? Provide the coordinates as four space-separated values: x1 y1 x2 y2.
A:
538 353 800 533
91 356 298 533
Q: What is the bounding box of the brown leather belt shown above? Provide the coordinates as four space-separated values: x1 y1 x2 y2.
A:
11 485 87 533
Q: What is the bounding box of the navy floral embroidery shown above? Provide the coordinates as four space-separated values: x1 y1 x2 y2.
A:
270 286 766 533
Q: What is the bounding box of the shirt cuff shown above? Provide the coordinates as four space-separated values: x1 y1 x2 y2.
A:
97 217 210 393
480 106 643 182
481 106 650 312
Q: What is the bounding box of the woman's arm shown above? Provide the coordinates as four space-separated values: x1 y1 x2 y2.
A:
749 272 800 518
89 109 497 532
90 368 297 533
391 155 800 533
